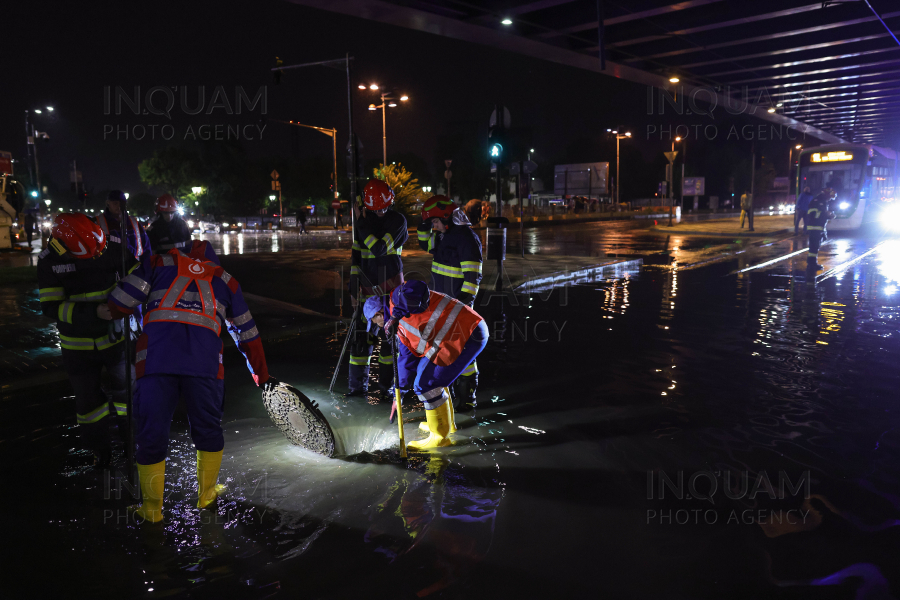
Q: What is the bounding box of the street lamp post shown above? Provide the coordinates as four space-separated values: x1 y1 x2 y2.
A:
608 129 631 206
674 136 686 211
364 85 409 166
788 144 802 194
25 107 53 204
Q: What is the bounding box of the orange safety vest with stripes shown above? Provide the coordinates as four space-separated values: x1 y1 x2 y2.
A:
142 253 221 335
391 290 482 367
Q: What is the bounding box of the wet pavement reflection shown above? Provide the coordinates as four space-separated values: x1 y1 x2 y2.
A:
6 222 900 598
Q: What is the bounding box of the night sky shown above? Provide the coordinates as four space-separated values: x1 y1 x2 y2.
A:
2 0 806 203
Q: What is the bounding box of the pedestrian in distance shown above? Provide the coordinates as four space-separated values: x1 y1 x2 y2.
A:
739 190 753 228
23 209 35 249
105 244 275 523
363 280 489 450
346 179 408 398
417 196 483 411
806 188 835 272
795 186 814 235
37 214 136 468
147 194 192 254
297 207 308 234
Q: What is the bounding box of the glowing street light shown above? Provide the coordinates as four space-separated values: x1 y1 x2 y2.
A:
46 106 54 111
669 76 680 83
124 193 130 200
364 85 411 165
501 18 513 25
269 195 276 201
767 106 777 113
191 186 203 195
358 84 367 90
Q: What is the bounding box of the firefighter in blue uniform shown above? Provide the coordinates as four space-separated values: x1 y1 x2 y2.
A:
806 188 835 272
95 190 151 262
37 214 135 468
417 196 483 410
147 194 192 254
107 246 274 523
346 179 408 397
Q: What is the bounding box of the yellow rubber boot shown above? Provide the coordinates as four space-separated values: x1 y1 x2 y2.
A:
197 450 226 509
421 389 457 433
131 461 165 523
408 400 453 450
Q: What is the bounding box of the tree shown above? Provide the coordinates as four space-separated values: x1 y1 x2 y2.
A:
374 163 424 216
138 146 203 197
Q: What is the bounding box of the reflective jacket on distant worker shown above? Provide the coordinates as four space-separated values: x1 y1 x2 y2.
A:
806 192 835 232
388 280 484 367
95 210 151 261
107 249 268 382
417 209 483 303
147 215 192 254
37 233 132 352
740 193 753 211
351 209 408 297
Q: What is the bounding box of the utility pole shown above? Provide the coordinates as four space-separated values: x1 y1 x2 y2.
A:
749 143 756 232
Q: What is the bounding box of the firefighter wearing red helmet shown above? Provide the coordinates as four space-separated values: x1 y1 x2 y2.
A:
37 213 138 468
147 193 192 254
346 179 409 397
417 195 484 411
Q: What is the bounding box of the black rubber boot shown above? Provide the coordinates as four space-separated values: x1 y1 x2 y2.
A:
453 373 478 412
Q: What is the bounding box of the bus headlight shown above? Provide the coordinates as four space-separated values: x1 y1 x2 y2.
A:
839 201 850 210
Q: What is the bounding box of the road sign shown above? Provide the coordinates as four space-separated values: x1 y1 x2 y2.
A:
271 181 281 191
510 160 538 176
444 170 452 179
683 177 706 196
270 170 279 180
445 159 452 168
664 151 678 164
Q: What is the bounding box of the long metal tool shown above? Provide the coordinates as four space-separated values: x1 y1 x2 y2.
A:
328 303 359 393
392 334 407 458
120 209 135 489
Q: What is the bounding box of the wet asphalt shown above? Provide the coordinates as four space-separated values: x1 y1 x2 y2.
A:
4 219 900 599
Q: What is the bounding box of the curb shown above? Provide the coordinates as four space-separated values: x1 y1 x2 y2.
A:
648 227 791 237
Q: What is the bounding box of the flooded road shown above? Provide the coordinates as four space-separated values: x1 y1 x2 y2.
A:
5 222 900 599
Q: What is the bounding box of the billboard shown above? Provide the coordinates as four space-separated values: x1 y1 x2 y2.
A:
682 177 705 196
554 162 609 196
0 151 12 176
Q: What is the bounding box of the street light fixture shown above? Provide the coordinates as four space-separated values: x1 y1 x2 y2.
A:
501 18 513 25
669 76 680 83
609 128 632 206
788 144 803 192
269 195 276 201
192 186 203 195
362 84 410 166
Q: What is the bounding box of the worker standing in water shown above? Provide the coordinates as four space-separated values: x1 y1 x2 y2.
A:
105 245 275 523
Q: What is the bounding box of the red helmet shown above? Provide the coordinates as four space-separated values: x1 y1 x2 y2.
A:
422 196 455 221
362 179 394 211
156 194 178 212
51 213 107 259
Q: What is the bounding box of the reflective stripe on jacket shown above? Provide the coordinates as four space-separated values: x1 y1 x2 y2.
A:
390 285 482 367
96 213 146 260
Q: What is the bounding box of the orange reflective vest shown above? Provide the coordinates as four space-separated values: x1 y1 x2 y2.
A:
143 253 221 335
391 291 482 367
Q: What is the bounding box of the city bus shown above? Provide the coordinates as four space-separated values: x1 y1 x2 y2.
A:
796 143 899 230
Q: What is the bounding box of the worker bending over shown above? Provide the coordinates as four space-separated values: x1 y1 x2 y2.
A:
364 280 488 450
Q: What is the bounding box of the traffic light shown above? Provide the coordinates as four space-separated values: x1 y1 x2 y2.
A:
489 142 503 161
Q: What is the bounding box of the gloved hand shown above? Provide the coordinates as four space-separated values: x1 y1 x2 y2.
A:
262 377 281 392
457 292 474 306
384 318 399 338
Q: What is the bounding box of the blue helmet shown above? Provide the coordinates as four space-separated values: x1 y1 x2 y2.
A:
363 296 385 322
